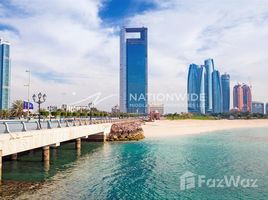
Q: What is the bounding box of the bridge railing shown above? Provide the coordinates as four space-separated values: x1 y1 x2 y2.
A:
0 117 143 134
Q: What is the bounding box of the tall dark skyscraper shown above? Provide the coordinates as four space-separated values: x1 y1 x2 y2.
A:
187 64 206 114
0 38 11 110
204 59 214 113
188 59 229 114
187 64 199 113
212 70 223 113
221 73 230 113
120 27 148 114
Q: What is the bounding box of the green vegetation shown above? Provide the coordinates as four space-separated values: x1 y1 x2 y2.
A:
165 112 268 120
0 99 143 120
10 100 25 118
166 113 215 120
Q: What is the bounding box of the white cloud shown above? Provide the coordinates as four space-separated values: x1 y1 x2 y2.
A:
127 0 268 112
1 0 119 111
1 0 268 113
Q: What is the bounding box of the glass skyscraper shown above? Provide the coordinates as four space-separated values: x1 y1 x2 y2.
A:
120 27 148 114
0 39 11 110
204 59 214 113
233 84 243 111
187 64 206 114
242 84 252 112
212 70 223 113
221 73 230 113
187 64 200 113
187 59 230 115
252 101 264 114
198 66 206 114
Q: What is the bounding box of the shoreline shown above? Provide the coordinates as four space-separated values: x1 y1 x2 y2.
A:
142 119 268 138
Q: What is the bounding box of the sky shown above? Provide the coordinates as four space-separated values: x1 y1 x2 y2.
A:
1 0 268 113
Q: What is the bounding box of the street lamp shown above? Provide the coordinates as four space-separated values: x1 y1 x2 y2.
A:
24 69 31 120
33 92 47 128
88 102 93 123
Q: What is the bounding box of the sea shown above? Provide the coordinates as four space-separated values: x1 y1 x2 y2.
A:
2 127 268 200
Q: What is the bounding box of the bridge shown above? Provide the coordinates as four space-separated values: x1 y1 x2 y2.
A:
0 118 134 181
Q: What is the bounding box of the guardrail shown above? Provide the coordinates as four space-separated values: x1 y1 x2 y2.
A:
0 118 143 134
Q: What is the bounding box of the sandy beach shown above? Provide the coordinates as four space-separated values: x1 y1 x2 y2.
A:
142 119 268 138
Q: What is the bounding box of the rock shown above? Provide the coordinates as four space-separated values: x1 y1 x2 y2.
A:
107 121 145 141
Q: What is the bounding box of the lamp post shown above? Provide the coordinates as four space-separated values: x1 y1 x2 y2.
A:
24 69 31 120
88 102 93 123
33 92 47 128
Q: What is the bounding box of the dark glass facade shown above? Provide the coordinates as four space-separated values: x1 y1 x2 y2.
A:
187 64 206 114
187 64 199 113
252 102 264 114
221 73 230 113
212 70 222 113
0 39 11 110
120 27 148 114
204 59 214 113
198 66 206 114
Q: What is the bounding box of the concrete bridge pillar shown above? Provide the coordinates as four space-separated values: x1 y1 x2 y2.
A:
11 153 18 161
0 150 2 182
42 146 50 162
75 138 81 150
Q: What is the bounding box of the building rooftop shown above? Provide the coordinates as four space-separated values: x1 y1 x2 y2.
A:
0 38 10 45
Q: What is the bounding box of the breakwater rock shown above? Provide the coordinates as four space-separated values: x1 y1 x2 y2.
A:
107 121 145 141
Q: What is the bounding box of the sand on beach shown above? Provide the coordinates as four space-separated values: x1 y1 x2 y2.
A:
142 119 268 138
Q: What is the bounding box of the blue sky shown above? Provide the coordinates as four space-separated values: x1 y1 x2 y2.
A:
99 0 156 24
1 0 268 113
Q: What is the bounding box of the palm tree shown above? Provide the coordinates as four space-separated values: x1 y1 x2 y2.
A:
11 100 25 118
0 110 10 119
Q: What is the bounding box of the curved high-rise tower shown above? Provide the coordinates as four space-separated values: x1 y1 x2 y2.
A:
187 64 206 114
233 84 243 111
204 59 215 113
187 64 199 113
212 70 223 113
242 84 252 112
198 66 206 114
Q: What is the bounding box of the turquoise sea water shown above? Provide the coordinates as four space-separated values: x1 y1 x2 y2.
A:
3 127 268 200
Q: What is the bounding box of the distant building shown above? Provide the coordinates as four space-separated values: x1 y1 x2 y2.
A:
242 84 252 112
212 70 223 113
233 84 252 112
47 106 58 112
204 58 215 113
252 101 264 114
120 27 148 114
61 104 88 112
0 38 11 110
233 84 243 111
221 73 230 113
111 105 120 114
149 103 164 116
266 103 268 115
